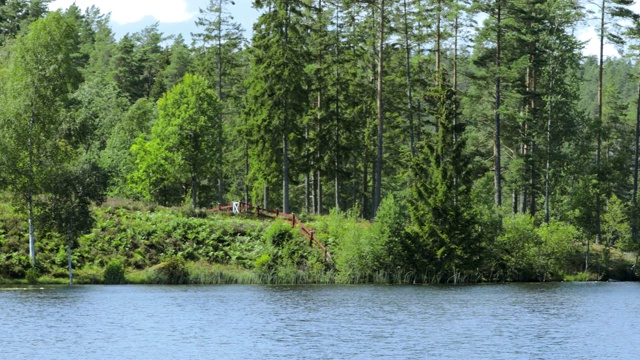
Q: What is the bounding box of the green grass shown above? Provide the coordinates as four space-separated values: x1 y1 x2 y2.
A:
564 272 599 282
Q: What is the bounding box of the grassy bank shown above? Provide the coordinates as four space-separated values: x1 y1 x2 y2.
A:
0 197 638 285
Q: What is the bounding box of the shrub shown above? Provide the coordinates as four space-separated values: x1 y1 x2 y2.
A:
25 267 38 284
103 259 126 284
263 221 294 248
156 255 189 284
370 195 409 275
254 253 271 271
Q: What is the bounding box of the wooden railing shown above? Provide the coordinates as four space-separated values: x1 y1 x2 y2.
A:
210 202 331 262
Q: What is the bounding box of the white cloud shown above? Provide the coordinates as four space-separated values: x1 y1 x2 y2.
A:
578 26 619 57
48 0 194 24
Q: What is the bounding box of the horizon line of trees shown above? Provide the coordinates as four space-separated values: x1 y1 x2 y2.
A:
2 0 640 279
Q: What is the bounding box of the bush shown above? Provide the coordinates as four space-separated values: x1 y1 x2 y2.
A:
370 195 409 275
493 214 579 281
103 259 126 284
263 221 294 248
25 267 38 284
156 256 189 284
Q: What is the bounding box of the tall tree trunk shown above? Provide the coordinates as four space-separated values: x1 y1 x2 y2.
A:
545 71 554 224
305 124 310 214
244 139 249 205
403 0 415 157
590 0 606 270
316 88 322 215
452 11 460 206
530 140 536 216
28 109 36 267
435 0 442 75
494 2 502 208
633 69 640 239
282 0 291 214
520 142 528 214
315 0 324 215
373 0 385 217
28 196 35 266
283 134 290 213
529 62 537 217
311 170 316 214
263 185 269 210
362 158 368 219
334 1 341 211
67 226 73 285
217 0 224 206
352 156 358 209
335 139 339 210
192 175 198 209
317 170 323 214
453 13 459 133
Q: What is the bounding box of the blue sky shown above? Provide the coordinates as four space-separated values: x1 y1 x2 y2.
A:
49 0 628 56
49 0 260 42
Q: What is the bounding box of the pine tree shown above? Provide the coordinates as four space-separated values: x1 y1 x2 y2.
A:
244 0 309 213
409 73 480 282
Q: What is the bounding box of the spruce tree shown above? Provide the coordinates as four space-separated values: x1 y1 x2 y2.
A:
409 73 480 282
244 0 309 213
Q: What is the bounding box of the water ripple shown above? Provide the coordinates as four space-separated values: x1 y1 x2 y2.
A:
1 283 640 359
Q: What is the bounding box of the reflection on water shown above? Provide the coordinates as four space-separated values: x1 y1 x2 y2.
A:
1 283 640 359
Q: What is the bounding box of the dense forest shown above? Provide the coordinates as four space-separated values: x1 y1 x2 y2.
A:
2 0 640 283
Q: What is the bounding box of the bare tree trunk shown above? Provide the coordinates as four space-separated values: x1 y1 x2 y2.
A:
335 2 341 211
283 134 290 213
403 0 415 157
217 0 224 206
244 139 249 205
520 142 527 214
373 0 385 217
530 140 536 217
263 185 269 210
529 63 537 217
305 124 310 214
67 226 73 285
352 156 358 209
435 0 442 75
362 158 368 219
192 175 198 209
282 1 291 214
494 3 502 207
316 91 322 215
633 69 640 239
317 170 323 214
28 109 36 267
311 170 316 214
590 0 606 270
545 76 553 224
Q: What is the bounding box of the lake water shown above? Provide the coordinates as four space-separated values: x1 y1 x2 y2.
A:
2 282 640 359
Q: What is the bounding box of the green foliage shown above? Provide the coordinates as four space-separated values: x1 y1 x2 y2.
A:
409 74 481 283
603 195 631 249
155 255 189 284
254 220 329 284
564 272 598 282
244 0 309 210
370 195 411 275
493 214 579 282
129 74 223 207
25 267 38 284
103 259 126 284
321 209 376 283
1 0 640 285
